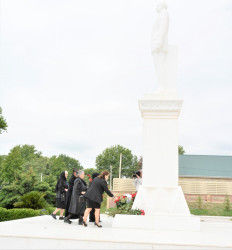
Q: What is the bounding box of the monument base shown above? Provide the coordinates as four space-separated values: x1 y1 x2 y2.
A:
112 214 200 231
112 185 200 232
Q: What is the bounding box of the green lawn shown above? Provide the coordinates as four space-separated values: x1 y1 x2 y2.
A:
189 202 232 217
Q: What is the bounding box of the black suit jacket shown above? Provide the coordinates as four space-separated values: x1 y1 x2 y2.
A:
84 177 114 205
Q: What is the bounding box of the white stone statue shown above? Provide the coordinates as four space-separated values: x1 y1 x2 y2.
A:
151 1 169 94
151 1 169 54
151 1 178 98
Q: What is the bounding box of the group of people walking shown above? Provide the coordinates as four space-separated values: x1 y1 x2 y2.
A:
51 169 115 228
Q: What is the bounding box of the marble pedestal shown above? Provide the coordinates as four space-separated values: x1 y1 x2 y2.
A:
113 98 200 231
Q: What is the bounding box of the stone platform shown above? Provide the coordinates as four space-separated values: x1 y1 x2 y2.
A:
0 215 232 249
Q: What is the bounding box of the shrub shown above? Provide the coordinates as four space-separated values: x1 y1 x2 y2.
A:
0 207 40 222
14 191 47 210
44 206 58 214
197 196 203 209
224 195 231 211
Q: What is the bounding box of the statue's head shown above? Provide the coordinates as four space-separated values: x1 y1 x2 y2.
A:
156 0 167 13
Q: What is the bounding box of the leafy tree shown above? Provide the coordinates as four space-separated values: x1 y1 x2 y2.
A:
47 154 83 187
0 155 6 185
0 182 21 208
57 154 83 173
34 182 55 205
19 144 42 161
22 157 50 178
0 145 42 184
95 145 139 178
178 145 185 155
0 167 37 208
1 146 24 184
0 107 7 134
48 155 66 180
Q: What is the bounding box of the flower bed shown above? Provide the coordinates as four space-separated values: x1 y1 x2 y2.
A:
106 193 145 217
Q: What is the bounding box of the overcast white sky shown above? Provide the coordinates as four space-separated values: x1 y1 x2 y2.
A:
0 0 232 168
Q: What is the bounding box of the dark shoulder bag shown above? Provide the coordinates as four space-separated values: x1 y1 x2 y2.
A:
79 195 84 203
61 192 65 202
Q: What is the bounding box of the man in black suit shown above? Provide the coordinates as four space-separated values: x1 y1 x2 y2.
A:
65 168 78 217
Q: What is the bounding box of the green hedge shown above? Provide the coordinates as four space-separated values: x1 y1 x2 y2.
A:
0 207 40 222
0 207 58 222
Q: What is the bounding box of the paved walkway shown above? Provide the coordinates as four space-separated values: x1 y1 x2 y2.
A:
0 215 232 249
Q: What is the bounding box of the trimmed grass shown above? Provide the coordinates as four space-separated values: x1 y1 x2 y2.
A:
189 202 232 217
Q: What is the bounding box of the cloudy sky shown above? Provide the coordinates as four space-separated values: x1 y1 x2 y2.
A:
0 0 232 168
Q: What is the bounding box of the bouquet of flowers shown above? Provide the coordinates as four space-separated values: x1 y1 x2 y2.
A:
113 192 145 215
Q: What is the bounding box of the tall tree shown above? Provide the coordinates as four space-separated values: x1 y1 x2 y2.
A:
48 154 83 179
0 107 7 134
1 146 24 184
0 145 42 184
95 145 139 179
57 154 83 173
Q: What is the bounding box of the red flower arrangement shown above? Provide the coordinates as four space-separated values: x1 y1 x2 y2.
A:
115 193 137 204
87 174 92 182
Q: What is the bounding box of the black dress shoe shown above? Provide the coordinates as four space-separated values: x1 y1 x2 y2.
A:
83 221 88 227
94 222 102 228
64 218 72 224
51 213 56 220
59 216 64 220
